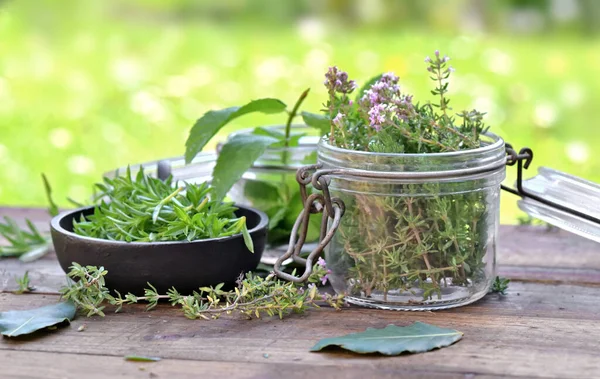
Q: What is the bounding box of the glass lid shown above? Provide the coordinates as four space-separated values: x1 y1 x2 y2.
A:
517 167 600 243
103 152 217 184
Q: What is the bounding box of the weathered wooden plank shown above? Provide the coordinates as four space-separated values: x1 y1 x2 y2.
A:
1 282 599 379
2 207 600 294
0 350 523 379
0 252 65 293
498 225 600 271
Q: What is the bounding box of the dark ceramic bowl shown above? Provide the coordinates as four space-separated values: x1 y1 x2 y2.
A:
50 205 268 295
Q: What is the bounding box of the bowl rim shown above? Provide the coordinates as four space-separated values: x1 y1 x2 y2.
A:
51 204 269 246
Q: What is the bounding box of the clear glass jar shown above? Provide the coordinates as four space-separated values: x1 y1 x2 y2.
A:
319 134 506 310
226 125 322 256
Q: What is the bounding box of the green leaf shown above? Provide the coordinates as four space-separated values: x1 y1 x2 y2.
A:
244 180 282 210
211 134 278 201
252 126 286 139
301 111 329 135
42 174 59 217
19 244 50 263
310 322 463 356
185 98 287 163
241 222 254 253
0 301 76 337
355 73 384 101
124 355 161 362
268 206 288 230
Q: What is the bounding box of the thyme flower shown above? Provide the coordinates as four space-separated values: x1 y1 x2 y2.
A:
324 66 356 94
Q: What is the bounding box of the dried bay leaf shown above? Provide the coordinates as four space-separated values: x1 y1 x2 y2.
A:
0 301 76 337
310 322 463 356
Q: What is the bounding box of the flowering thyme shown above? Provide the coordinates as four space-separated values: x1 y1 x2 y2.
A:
322 50 488 153
315 50 496 303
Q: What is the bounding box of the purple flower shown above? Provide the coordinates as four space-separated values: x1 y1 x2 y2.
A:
320 275 328 285
448 66 455 73
324 66 356 94
424 56 431 63
317 257 327 267
332 112 345 129
381 72 399 84
368 103 387 131
443 55 450 62
434 50 440 57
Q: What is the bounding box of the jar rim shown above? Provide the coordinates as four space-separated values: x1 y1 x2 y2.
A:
318 133 504 158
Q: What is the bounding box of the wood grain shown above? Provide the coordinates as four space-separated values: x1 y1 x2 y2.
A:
2 207 600 294
2 207 600 378
2 281 600 379
0 350 527 379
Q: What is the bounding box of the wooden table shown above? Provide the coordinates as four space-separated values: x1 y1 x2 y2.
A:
1 207 600 379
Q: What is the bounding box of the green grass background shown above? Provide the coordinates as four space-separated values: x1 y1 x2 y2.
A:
1 1 599 224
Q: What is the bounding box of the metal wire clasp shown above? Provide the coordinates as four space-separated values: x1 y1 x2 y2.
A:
273 164 345 283
502 144 600 225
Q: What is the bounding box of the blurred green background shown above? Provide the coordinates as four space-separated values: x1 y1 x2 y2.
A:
1 0 599 224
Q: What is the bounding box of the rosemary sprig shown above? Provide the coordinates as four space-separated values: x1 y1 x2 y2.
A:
74 168 254 252
0 216 50 261
60 262 344 319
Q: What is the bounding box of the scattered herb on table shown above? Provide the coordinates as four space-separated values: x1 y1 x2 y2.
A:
0 216 50 262
490 276 510 295
14 271 34 294
125 355 161 362
318 51 495 302
60 261 344 319
72 168 254 252
0 174 61 262
0 301 76 337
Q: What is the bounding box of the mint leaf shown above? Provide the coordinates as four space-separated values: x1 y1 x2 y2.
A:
355 73 383 102
185 98 287 164
268 207 288 230
211 134 278 201
311 322 463 356
0 301 76 337
253 126 285 139
244 180 282 210
301 111 329 135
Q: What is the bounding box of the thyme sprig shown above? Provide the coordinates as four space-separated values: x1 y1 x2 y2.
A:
73 168 254 252
60 262 344 319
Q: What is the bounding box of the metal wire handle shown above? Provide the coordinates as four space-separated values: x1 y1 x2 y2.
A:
273 154 509 282
273 165 345 283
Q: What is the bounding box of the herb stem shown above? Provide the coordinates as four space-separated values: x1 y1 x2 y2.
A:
284 88 310 150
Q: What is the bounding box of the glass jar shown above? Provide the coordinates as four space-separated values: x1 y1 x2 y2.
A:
318 134 506 310
226 125 322 257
